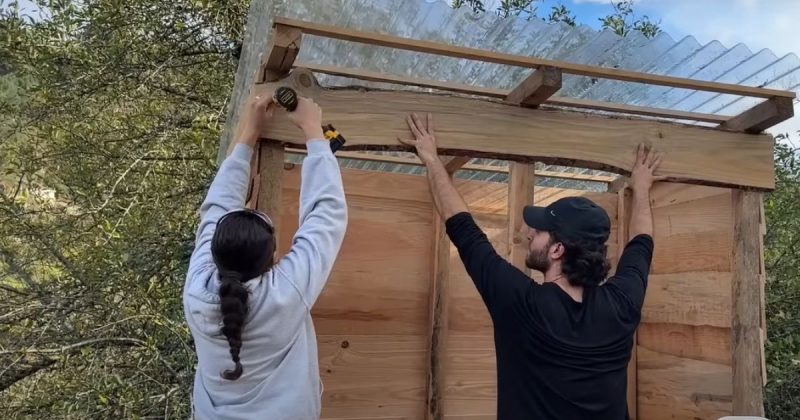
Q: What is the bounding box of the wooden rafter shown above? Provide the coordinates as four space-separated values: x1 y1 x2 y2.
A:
720 97 795 134
505 67 562 107
275 18 794 100
261 24 303 82
297 62 729 124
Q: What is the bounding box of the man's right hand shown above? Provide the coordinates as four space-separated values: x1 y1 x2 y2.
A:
287 97 324 141
630 144 666 193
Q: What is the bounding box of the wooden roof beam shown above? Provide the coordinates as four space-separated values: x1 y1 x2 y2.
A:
296 62 728 124
719 97 795 134
275 17 795 100
260 24 303 82
505 67 562 107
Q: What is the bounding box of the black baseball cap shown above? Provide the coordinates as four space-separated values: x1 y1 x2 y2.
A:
523 197 610 243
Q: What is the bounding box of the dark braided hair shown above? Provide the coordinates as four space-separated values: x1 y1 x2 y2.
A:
549 231 610 287
211 209 276 380
218 269 248 379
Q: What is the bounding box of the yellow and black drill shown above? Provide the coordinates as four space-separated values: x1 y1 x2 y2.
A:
273 86 346 153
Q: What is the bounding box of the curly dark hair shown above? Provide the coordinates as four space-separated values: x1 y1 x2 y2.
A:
549 231 610 287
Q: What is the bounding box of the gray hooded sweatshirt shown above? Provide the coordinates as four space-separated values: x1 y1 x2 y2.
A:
183 140 347 420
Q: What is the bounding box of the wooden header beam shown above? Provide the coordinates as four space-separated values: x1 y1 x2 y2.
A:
274 17 795 100
261 70 775 191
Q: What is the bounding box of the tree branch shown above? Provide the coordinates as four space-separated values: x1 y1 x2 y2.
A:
0 337 147 356
0 355 57 393
152 84 217 109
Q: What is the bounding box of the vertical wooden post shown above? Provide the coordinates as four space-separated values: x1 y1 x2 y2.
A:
507 162 536 272
426 216 450 420
759 199 767 387
425 158 461 420
732 190 765 416
255 142 285 245
617 187 637 419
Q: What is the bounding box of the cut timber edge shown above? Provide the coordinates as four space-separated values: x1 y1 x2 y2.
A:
259 69 776 191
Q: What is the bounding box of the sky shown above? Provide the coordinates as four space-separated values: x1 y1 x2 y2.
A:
537 0 800 137
3 0 799 137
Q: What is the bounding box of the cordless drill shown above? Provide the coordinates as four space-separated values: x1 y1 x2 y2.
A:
273 86 346 153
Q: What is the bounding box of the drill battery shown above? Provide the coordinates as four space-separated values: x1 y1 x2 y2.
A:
322 124 346 153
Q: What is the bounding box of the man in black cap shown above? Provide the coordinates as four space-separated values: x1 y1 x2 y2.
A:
398 113 665 420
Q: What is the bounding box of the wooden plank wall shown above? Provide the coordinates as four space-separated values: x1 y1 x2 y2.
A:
443 180 620 418
275 164 740 419
637 183 735 419
279 166 434 419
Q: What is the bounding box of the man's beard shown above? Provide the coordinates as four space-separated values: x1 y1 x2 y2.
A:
525 247 550 272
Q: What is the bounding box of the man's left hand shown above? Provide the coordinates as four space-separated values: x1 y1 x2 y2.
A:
398 113 439 165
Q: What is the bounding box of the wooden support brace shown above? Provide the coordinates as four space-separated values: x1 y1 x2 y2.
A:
260 24 303 82
505 67 562 107
507 162 536 272
425 203 451 420
720 97 795 134
731 190 765 416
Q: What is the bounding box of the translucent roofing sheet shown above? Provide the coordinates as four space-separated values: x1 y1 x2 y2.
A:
266 0 800 190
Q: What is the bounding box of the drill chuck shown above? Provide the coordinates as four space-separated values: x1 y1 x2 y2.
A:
273 86 298 112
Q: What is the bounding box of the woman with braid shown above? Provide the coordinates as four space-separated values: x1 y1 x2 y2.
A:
183 92 347 420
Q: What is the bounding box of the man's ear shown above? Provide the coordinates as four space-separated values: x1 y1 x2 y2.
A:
550 242 565 259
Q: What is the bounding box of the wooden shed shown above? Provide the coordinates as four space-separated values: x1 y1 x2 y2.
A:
222 4 797 419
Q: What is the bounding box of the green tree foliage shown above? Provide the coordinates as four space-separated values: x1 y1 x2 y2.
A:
764 136 800 419
0 0 248 417
598 0 661 38
452 0 660 36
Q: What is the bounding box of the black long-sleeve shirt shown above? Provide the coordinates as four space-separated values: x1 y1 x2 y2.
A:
445 212 654 420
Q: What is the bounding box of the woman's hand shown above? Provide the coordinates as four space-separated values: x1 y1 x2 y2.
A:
235 94 275 148
287 97 324 141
